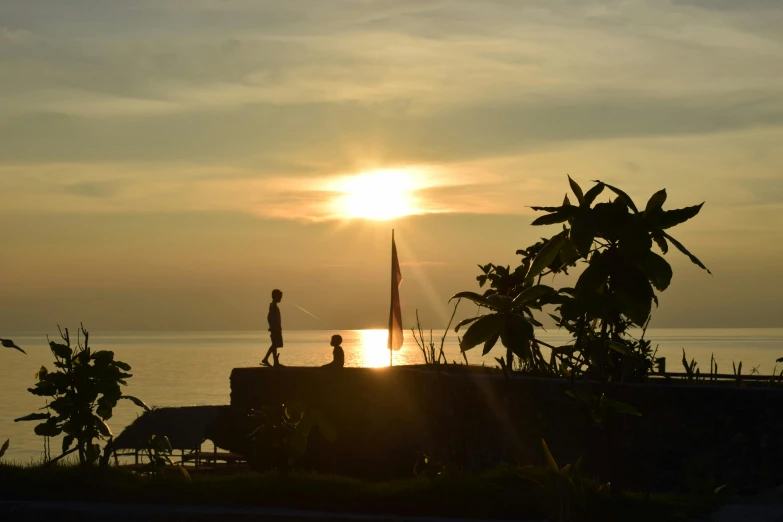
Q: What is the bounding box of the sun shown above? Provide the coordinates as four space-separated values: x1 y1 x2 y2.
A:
332 169 422 220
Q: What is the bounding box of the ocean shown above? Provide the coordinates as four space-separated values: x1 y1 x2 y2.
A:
1 328 781 463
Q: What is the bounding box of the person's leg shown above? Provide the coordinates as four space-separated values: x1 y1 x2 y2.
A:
261 345 274 365
272 347 279 366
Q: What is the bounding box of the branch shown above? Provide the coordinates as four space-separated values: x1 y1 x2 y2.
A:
439 299 461 364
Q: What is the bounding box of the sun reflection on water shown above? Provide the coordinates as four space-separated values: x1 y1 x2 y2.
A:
358 329 392 367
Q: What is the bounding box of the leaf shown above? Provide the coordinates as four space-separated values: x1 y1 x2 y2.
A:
576 253 610 293
569 216 594 258
14 412 51 422
606 341 631 355
568 175 586 207
35 366 48 381
62 435 74 455
654 203 703 230
450 291 493 308
512 285 555 307
551 344 576 355
616 288 653 327
651 230 669 254
558 238 581 269
501 314 534 360
597 181 639 213
86 444 101 464
527 234 568 280
638 252 673 291
612 262 654 302
486 294 513 313
682 349 691 374
584 182 605 206
50 342 72 360
483 332 500 355
95 416 113 438
113 361 131 372
541 439 559 472
28 380 58 397
0 439 8 459
644 189 667 216
661 232 711 274
459 314 505 351
531 212 570 226
3 340 26 354
34 421 62 437
530 206 566 212
91 350 115 365
121 395 151 412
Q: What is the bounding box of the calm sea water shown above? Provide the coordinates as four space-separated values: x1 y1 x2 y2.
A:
1 328 781 462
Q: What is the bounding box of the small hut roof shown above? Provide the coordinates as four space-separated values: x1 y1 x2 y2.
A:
113 406 227 450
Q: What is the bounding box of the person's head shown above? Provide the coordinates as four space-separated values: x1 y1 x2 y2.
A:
330 334 342 347
272 289 283 302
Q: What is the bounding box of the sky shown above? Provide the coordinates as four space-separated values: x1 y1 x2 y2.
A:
1 0 782 332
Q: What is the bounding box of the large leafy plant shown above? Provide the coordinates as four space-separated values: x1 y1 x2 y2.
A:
456 177 709 381
452 284 557 371
15 325 148 465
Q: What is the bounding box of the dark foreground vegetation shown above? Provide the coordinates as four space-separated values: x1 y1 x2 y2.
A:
0 463 717 522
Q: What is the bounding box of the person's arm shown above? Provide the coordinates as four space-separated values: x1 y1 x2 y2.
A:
268 303 282 331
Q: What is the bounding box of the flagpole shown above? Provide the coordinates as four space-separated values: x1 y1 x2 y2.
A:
388 229 394 367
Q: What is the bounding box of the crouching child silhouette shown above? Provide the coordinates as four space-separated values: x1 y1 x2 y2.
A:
322 334 344 369
261 289 283 367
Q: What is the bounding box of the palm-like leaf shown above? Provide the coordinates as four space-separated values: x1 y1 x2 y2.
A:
459 314 505 351
450 291 494 308
661 232 711 274
1 339 25 354
512 285 555 307
595 181 638 213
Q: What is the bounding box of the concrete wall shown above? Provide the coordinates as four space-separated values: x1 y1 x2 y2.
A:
220 366 783 493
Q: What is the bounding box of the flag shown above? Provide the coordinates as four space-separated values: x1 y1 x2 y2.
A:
388 230 403 357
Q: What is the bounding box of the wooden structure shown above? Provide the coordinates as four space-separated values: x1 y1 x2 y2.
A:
112 406 246 471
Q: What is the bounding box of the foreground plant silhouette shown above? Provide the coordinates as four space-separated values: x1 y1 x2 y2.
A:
0 337 25 459
15 324 149 465
247 400 336 475
455 176 710 381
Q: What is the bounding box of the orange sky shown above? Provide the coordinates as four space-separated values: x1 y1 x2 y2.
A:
1 1 782 331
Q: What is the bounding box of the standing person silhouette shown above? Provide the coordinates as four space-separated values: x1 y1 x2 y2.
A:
261 289 283 367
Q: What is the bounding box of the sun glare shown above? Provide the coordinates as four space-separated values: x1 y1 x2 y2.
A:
333 169 422 220
358 329 391 367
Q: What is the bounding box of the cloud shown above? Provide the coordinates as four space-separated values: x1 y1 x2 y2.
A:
0 27 31 45
1 0 783 224
672 0 782 11
2 0 782 120
61 179 127 198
